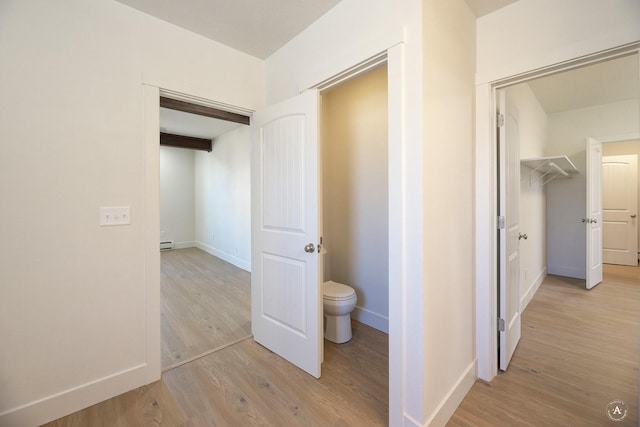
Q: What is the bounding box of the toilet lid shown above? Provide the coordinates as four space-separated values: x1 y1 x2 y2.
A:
323 281 356 301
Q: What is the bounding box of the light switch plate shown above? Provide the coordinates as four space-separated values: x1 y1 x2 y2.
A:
100 206 131 226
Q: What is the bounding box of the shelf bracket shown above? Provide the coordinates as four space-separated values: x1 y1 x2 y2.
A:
527 160 571 186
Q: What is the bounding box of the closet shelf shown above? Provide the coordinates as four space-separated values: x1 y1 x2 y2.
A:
520 156 578 185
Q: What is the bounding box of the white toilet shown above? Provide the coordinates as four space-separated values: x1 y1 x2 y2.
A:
323 280 357 343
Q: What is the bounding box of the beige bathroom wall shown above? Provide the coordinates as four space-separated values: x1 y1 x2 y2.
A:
321 65 389 333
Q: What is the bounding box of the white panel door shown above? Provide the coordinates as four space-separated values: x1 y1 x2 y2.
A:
251 90 322 378
602 154 638 266
498 90 521 371
586 138 603 289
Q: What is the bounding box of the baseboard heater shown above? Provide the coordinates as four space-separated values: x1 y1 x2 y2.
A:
160 240 175 251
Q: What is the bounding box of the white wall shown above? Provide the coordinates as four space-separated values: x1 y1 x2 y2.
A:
322 65 389 333
265 0 412 104
160 146 196 247
505 83 548 310
195 126 251 271
475 0 640 381
603 140 640 251
0 0 263 425
422 1 477 425
476 0 640 84
160 129 251 269
546 99 640 278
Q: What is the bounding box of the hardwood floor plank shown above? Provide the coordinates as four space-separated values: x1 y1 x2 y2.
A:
160 248 252 368
41 259 638 426
43 380 188 427
44 320 389 426
449 264 639 426
44 247 392 426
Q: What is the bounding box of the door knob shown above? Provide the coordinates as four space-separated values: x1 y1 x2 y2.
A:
518 233 528 240
304 243 316 253
590 219 598 224
632 214 637 218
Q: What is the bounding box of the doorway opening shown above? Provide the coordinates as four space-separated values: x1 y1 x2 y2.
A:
495 52 639 377
320 63 390 335
157 95 253 371
144 44 407 423
319 63 390 404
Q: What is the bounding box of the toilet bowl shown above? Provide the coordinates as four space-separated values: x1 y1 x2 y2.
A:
323 280 357 344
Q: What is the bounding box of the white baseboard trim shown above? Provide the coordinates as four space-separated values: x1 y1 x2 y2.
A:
352 306 388 333
520 268 546 312
0 363 147 427
174 240 196 249
424 359 477 427
547 264 585 280
403 414 423 427
196 242 251 272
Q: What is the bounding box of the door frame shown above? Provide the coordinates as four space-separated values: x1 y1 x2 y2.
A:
143 43 411 424
475 44 640 382
142 86 255 382
310 45 409 423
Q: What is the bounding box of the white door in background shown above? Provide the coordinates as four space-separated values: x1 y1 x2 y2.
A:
602 154 638 266
586 138 603 289
250 90 323 378
498 90 521 371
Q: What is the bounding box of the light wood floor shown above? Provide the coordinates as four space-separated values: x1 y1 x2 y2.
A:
43 257 637 426
449 264 639 426
160 248 251 369
44 248 389 426
43 321 388 427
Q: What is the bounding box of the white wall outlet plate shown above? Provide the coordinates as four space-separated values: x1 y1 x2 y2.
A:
100 206 131 226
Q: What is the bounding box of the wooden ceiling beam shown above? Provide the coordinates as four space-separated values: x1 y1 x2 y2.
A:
160 96 250 125
160 132 212 152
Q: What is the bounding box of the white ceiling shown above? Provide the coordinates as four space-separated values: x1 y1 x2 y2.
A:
526 54 639 113
115 0 341 59
465 0 519 16
115 0 521 59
